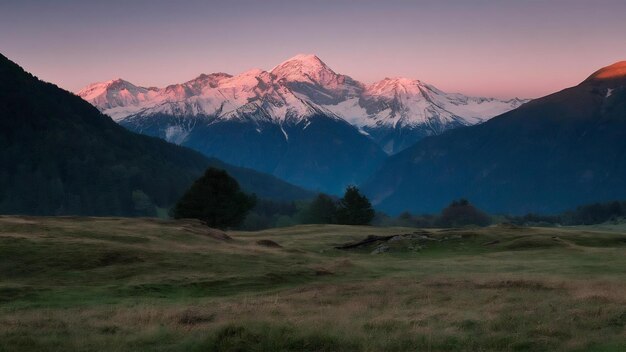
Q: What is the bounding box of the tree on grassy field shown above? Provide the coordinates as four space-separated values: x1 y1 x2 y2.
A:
173 168 256 229
336 186 375 225
301 193 338 224
437 199 491 227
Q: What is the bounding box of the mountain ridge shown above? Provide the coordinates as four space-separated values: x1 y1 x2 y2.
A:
362 60 626 214
0 53 315 216
584 61 626 82
78 54 529 154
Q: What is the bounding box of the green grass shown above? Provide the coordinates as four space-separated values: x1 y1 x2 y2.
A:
0 216 625 351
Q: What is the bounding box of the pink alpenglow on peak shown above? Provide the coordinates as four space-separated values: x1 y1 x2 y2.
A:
77 78 159 111
364 77 427 98
585 61 626 82
271 54 364 102
271 54 337 84
78 54 529 153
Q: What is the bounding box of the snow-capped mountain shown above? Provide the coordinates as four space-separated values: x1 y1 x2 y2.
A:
325 77 527 152
362 60 626 214
79 54 527 152
271 54 364 104
78 54 527 192
78 78 159 116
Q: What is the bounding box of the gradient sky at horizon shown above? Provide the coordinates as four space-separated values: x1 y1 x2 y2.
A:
2 0 626 99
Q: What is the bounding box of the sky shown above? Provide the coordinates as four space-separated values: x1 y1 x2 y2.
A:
1 0 626 99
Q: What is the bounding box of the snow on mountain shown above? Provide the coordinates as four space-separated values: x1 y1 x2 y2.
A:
78 54 528 152
271 54 337 85
214 68 327 122
270 54 363 103
80 67 328 123
332 77 526 129
77 79 160 119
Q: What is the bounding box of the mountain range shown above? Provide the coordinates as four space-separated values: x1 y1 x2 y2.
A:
0 53 313 216
79 54 527 193
363 61 626 214
3 51 625 217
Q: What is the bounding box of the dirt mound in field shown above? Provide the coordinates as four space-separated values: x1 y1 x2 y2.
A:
256 239 282 248
181 224 232 241
500 237 563 250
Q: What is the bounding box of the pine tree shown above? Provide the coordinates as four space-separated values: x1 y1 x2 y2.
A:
172 168 256 229
302 193 337 224
336 186 375 225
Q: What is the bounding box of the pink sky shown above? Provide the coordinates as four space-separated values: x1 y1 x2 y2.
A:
1 0 626 99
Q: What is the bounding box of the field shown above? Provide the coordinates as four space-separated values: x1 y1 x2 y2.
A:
0 216 625 351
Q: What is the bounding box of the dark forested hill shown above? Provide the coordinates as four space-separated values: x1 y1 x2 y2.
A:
363 61 626 215
0 54 313 216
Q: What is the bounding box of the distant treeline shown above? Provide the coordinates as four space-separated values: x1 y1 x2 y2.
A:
378 200 626 228
240 187 375 230
374 199 491 228
505 200 626 226
240 198 626 230
240 197 490 230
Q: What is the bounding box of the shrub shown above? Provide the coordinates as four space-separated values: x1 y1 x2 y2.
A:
436 199 491 227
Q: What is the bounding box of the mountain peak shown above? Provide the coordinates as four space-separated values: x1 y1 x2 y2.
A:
77 77 156 115
271 53 337 83
105 78 137 90
277 53 325 67
77 79 128 101
365 77 424 98
185 72 233 89
78 78 134 94
269 54 364 103
109 77 127 83
381 77 422 86
219 68 271 89
287 53 322 61
584 61 626 83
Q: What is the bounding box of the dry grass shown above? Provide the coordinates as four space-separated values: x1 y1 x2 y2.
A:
0 216 625 351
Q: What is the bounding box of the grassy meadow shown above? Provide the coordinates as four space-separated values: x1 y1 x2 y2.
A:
0 216 625 351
